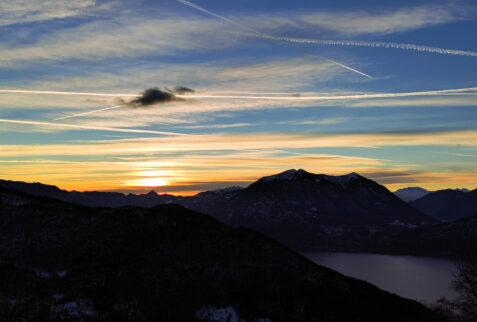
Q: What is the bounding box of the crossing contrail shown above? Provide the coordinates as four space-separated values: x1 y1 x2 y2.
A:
0 118 186 136
176 0 372 78
177 0 477 58
54 105 122 121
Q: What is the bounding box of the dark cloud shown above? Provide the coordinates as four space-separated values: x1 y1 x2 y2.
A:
120 86 194 108
171 86 195 94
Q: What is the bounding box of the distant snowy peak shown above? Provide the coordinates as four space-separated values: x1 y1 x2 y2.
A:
394 187 471 202
394 187 430 202
258 169 362 188
258 169 305 182
320 172 361 188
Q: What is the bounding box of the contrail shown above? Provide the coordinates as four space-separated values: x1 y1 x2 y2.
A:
323 58 371 78
227 30 477 58
54 105 122 121
2 86 477 101
176 0 270 38
0 89 137 97
177 86 477 101
0 118 186 136
176 0 372 78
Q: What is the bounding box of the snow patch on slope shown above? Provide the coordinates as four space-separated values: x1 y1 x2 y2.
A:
259 169 300 182
321 172 360 188
196 306 240 322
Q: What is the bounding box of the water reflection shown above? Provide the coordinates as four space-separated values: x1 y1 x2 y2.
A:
303 252 458 304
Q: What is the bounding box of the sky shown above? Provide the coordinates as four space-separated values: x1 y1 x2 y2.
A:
1 0 477 195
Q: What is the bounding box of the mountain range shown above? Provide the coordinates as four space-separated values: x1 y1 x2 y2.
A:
2 169 476 255
0 185 442 321
0 170 436 251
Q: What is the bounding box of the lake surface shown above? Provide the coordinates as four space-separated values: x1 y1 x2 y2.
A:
303 252 459 304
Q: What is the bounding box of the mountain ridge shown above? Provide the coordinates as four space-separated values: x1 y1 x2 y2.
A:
0 169 437 253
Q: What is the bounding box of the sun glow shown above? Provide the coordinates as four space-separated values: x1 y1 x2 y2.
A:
125 177 169 187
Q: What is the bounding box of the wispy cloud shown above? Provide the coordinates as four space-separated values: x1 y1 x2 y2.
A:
0 17 239 67
0 118 186 136
3 129 477 158
2 82 476 132
0 0 97 26
300 4 473 35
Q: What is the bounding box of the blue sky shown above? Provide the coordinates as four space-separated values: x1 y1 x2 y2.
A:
0 0 476 194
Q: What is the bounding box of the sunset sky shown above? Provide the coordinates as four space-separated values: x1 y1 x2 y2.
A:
1 0 477 195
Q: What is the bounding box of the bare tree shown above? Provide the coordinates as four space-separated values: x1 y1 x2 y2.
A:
436 255 477 321
453 256 477 320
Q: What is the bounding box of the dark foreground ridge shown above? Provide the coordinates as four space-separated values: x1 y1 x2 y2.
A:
0 186 442 321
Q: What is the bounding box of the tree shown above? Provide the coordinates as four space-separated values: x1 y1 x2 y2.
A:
435 255 477 322
453 256 477 320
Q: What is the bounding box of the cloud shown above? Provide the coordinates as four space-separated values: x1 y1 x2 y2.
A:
177 0 477 60
0 17 241 68
48 86 194 120
3 129 477 158
0 118 185 136
300 4 473 35
116 86 194 108
171 86 195 94
124 87 186 107
0 0 96 26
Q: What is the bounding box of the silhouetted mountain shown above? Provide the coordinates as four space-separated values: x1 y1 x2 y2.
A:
0 179 179 207
181 186 244 214
394 187 430 202
185 169 436 250
0 186 441 321
410 189 477 221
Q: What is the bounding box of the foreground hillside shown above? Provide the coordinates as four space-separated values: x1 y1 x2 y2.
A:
0 186 442 321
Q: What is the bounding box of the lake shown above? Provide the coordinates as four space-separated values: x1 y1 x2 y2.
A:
303 252 459 304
